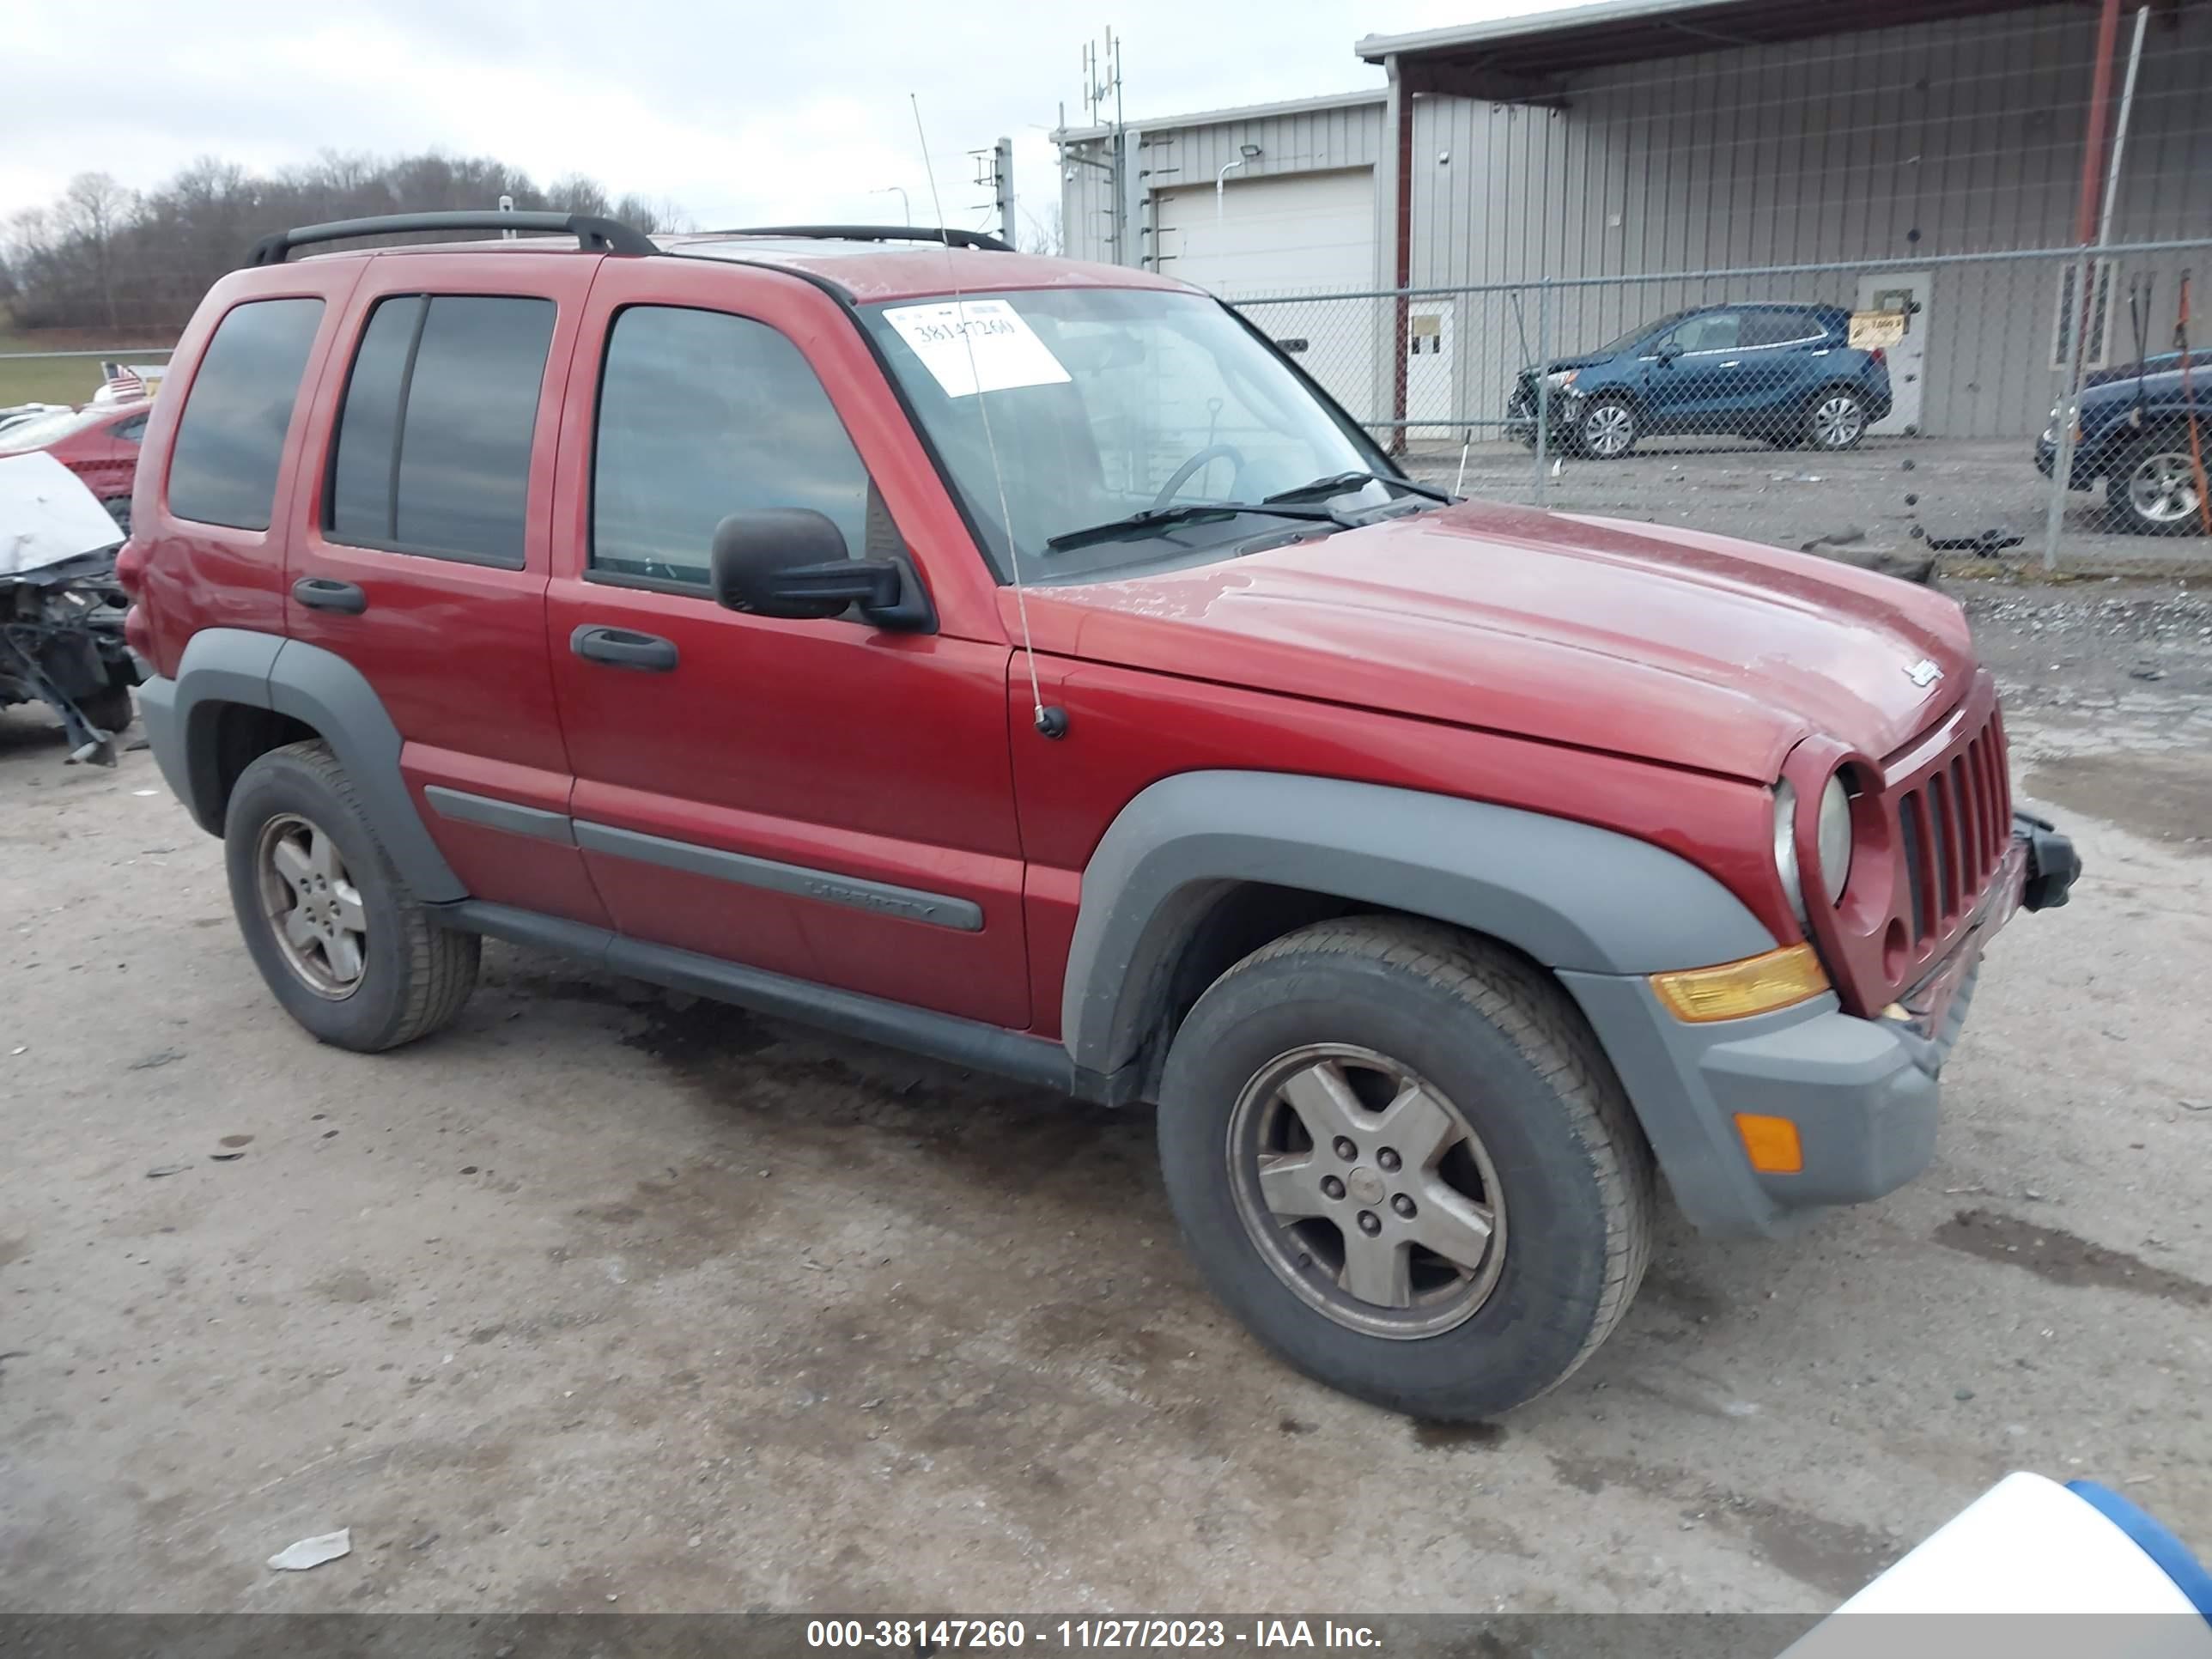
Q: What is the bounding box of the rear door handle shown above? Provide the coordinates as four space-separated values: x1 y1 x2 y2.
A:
571 624 678 672
293 577 367 614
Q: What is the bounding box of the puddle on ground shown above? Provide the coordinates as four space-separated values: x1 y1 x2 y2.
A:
1934 1209 2212 1306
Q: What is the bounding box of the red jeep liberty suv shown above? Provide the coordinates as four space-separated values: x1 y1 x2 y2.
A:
118 212 2080 1420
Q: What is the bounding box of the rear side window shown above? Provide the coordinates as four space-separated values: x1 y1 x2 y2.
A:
327 294 556 568
591 306 876 587
1741 310 1820 348
167 297 325 531
112 415 148 443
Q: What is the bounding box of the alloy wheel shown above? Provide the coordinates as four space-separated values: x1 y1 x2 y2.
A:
1226 1043 1507 1340
255 812 368 1000
1582 403 1635 457
2128 451 2202 526
1812 393 1865 447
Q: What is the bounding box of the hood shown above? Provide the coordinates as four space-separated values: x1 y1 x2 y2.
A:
0 452 125 579
1017 501 1975 782
1525 349 1620 376
2081 348 2212 396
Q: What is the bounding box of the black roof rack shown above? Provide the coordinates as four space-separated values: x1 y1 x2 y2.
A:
714 224 1014 253
245 210 656 267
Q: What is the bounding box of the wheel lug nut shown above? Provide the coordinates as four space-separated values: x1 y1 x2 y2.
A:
1332 1137 1356 1161
1356 1210 1381 1236
1321 1175 1346 1200
1377 1147 1401 1172
1391 1194 1416 1218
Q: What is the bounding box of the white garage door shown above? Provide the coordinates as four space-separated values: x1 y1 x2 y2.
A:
1155 168 1378 428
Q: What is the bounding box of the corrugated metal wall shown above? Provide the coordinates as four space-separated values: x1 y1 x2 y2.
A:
1406 2 2212 435
1059 94 1388 270
1060 4 2210 435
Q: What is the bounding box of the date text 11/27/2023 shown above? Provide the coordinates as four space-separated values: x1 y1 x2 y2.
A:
805 1619 1384 1650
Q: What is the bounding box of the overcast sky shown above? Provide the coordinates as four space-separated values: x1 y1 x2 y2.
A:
7 0 1595 241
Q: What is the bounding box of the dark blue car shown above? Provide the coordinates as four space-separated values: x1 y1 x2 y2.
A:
2035 349 2210 535
1506 301 1893 459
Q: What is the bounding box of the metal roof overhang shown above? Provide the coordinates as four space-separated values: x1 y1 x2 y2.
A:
1356 0 2161 104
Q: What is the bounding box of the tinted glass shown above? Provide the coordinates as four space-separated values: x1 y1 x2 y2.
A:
592 306 872 587
167 297 324 530
1741 310 1819 348
112 415 148 443
328 295 422 548
393 297 555 565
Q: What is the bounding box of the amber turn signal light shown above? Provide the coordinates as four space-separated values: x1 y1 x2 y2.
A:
1649 943 1830 1023
1733 1113 1805 1175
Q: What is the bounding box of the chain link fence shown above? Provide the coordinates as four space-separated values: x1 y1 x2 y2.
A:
1233 239 2212 571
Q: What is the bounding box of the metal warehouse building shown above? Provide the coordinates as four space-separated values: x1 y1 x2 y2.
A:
1054 0 2212 441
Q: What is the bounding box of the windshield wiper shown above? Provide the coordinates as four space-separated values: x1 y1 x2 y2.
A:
1263 470 1453 506
1042 501 1350 554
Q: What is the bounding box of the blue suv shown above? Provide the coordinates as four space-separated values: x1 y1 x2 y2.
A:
2035 349 2210 535
1506 302 1893 459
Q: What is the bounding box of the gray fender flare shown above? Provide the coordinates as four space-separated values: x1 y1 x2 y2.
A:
158 627 464 902
1060 769 1776 1077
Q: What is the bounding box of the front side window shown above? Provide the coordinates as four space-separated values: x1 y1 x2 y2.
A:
1666 312 1741 355
861 287 1393 584
327 294 556 567
167 297 325 531
592 306 876 588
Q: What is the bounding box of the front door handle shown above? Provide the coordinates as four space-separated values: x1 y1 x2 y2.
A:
293 577 367 615
571 624 678 672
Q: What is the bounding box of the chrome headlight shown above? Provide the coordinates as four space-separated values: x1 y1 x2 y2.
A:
1544 368 1580 393
1772 780 1804 923
1816 774 1854 903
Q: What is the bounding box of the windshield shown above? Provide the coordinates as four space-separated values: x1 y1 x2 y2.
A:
861 287 1395 582
1585 309 1690 359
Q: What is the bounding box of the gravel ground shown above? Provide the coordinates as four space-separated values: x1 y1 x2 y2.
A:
1 575 2207 1618
1406 438 2212 578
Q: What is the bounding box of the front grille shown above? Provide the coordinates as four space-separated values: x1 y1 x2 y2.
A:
1893 708 2010 947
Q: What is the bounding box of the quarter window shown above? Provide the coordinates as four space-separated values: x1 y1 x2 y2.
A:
167 297 325 531
592 306 877 588
327 294 556 568
1740 310 1820 348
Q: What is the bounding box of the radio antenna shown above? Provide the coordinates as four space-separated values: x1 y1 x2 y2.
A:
910 94 1066 739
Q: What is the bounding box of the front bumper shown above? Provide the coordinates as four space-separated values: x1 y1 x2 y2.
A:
1562 814 2079 1239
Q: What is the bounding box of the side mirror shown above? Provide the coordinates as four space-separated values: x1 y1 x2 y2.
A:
708 508 928 629
1655 343 1682 365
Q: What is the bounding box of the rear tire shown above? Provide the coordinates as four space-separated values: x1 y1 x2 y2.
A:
78 682 133 734
1156 917 1654 1420
223 740 479 1052
2106 431 2207 535
1804 387 1869 451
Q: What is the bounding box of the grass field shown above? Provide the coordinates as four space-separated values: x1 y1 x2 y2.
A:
0 331 173 408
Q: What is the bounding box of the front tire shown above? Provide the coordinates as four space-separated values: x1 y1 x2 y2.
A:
2106 433 2206 535
1156 918 1654 1420
223 740 479 1051
1577 397 1638 459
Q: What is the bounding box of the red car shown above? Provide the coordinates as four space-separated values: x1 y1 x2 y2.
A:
0 399 153 531
118 213 2080 1419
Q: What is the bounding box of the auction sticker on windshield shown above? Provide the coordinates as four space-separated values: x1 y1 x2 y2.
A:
882 299 1071 398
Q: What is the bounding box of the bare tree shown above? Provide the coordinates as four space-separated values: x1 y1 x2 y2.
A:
5 153 678 335
55 173 137 330
1019 201 1064 258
